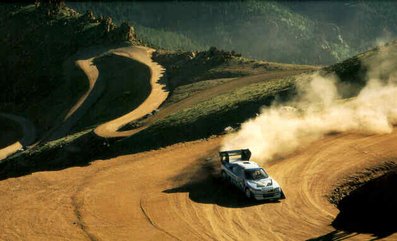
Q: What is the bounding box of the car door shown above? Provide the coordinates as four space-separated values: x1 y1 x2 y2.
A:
231 166 245 190
230 166 239 187
235 167 246 190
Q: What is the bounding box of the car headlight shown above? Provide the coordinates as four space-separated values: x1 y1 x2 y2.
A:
247 182 261 190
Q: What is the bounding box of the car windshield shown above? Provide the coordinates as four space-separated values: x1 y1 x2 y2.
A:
245 168 268 180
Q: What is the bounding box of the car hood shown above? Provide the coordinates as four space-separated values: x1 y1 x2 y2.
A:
248 178 280 188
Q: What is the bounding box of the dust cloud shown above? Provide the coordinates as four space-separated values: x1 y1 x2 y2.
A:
222 46 397 163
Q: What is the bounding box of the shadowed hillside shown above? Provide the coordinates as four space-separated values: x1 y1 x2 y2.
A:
330 162 397 238
74 53 152 131
0 3 137 137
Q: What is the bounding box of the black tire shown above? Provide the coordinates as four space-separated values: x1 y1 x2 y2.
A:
221 171 229 182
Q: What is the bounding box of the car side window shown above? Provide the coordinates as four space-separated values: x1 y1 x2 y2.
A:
237 168 245 178
232 166 239 175
232 166 244 178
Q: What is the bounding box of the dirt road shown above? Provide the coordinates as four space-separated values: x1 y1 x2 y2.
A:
0 129 396 240
115 69 313 138
144 69 311 125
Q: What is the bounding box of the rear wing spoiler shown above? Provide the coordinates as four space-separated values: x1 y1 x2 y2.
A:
219 149 251 164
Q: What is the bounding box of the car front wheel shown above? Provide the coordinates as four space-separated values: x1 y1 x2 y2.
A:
280 189 286 199
245 188 252 199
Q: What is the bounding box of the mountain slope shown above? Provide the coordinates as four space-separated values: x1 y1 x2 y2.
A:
0 3 137 138
69 1 355 65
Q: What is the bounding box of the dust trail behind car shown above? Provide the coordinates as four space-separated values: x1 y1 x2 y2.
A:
222 45 397 163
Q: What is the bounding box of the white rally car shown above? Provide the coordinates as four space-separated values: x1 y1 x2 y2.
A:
220 149 285 201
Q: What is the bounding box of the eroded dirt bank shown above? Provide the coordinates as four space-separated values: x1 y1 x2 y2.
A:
331 163 397 238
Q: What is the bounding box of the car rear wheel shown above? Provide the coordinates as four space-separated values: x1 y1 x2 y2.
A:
221 171 228 182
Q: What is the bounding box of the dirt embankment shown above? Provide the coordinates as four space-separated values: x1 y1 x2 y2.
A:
331 162 397 237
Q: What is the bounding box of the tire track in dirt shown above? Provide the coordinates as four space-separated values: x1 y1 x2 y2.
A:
73 130 397 240
139 197 182 241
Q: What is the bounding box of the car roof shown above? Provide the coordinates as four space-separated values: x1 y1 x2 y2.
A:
232 160 260 170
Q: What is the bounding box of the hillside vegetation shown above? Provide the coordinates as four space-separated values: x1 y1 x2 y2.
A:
69 1 397 65
114 74 300 154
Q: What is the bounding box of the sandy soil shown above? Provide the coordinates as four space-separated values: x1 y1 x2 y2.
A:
1 129 396 240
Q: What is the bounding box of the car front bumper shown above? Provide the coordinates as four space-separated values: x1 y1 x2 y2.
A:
250 188 282 201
